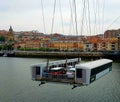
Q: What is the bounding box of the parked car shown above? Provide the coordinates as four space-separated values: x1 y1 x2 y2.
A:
66 68 75 78
67 65 74 69
49 67 66 75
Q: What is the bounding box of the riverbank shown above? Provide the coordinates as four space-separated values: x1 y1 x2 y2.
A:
14 51 102 58
1 50 120 61
13 51 119 61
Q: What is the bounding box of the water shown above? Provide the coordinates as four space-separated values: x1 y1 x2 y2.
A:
0 57 120 102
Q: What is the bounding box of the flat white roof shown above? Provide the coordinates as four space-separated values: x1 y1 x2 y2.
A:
50 67 63 70
67 68 75 71
31 58 79 67
75 59 113 69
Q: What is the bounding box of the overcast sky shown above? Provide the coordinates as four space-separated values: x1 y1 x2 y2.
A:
0 0 120 35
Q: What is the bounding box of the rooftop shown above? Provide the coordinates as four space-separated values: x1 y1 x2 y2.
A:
76 59 112 69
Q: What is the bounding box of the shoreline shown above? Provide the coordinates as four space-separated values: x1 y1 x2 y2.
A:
1 51 119 61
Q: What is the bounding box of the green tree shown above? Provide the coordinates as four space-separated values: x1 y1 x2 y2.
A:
0 45 3 50
0 36 6 42
2 44 13 50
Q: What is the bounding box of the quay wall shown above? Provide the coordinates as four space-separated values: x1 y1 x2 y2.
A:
1 50 119 60
14 51 103 59
13 51 120 60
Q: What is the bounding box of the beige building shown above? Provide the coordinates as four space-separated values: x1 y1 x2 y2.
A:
50 40 84 51
97 38 118 51
6 26 14 41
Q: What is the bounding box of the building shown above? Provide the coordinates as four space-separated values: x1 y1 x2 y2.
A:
50 40 84 51
85 37 102 51
104 29 120 38
6 26 14 41
118 34 120 51
97 38 118 51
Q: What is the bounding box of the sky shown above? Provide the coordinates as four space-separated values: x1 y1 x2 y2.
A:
0 0 120 35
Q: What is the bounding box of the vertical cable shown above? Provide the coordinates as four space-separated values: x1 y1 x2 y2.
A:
93 0 97 34
97 0 101 34
102 0 105 34
41 0 46 33
59 0 64 34
51 0 56 34
69 0 75 35
87 0 91 36
80 0 86 36
73 0 78 35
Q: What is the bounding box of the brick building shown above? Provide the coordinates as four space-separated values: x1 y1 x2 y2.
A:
104 29 120 38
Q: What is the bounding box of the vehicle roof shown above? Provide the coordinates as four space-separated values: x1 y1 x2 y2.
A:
67 68 75 71
31 58 80 67
50 67 63 70
75 59 113 69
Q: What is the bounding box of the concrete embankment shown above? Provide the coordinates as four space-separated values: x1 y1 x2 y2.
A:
14 51 104 60
1 50 119 60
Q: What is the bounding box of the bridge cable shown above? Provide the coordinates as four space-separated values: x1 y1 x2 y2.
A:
106 15 120 30
41 0 46 33
59 0 64 34
51 0 56 34
86 0 91 37
102 0 105 34
69 0 75 35
80 0 86 36
73 0 78 36
93 0 97 35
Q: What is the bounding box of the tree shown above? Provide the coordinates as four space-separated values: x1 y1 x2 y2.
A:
0 36 6 42
2 44 13 50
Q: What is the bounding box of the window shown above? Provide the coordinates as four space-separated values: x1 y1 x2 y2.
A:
91 62 112 76
36 66 40 75
76 69 82 78
86 44 89 48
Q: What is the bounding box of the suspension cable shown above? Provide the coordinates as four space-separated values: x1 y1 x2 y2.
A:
93 0 97 34
106 15 120 30
73 0 78 35
41 0 46 33
80 0 86 36
84 3 89 35
97 0 101 34
59 0 64 34
102 0 105 34
51 0 56 34
86 0 91 36
69 0 75 35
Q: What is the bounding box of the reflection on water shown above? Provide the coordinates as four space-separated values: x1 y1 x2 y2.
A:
0 57 120 102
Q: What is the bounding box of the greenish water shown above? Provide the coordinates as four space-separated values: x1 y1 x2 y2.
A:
0 57 120 102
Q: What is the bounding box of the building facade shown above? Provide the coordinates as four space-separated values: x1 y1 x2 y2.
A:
6 26 14 41
104 29 120 38
118 34 120 51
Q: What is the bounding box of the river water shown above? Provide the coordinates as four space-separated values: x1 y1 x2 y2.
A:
0 57 120 102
